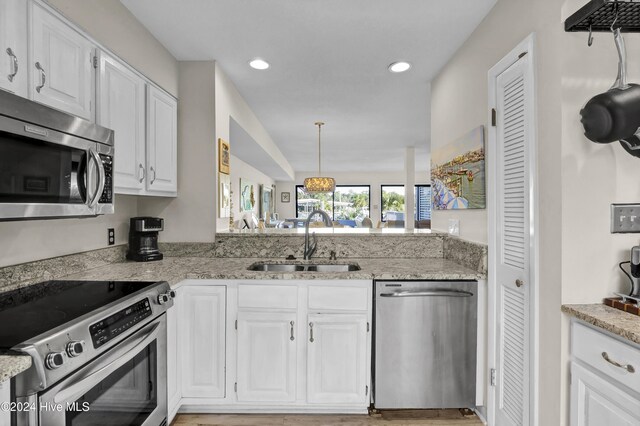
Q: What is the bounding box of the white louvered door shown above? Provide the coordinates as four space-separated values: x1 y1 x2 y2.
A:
494 53 531 426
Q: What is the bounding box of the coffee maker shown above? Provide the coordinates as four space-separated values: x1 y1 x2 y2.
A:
126 217 164 262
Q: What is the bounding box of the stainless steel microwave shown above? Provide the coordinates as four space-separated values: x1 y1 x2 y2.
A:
0 90 114 220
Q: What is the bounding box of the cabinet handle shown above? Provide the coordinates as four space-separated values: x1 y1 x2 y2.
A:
35 62 46 93
290 321 295 341
150 166 156 184
515 279 524 288
602 352 635 373
138 164 146 183
6 48 18 82
309 322 314 343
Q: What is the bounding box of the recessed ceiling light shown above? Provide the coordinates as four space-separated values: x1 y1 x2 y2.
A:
249 58 270 70
388 61 411 73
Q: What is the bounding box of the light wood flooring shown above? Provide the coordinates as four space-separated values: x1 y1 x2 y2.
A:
171 410 483 426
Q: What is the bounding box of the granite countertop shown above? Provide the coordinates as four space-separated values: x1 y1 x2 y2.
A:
562 304 640 345
59 256 484 286
0 354 31 383
216 228 444 237
0 256 482 382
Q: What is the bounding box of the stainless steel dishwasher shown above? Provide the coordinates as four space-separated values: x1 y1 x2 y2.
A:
374 280 477 409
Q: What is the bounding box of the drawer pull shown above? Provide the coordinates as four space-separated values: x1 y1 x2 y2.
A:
602 352 636 373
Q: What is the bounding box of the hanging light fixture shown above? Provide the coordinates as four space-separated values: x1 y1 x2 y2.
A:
304 121 336 193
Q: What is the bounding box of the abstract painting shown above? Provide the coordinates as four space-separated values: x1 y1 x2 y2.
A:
431 126 486 210
240 178 255 212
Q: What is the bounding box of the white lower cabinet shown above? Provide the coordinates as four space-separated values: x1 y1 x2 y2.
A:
180 285 226 399
237 311 297 402
570 321 640 426
307 314 368 404
173 279 372 414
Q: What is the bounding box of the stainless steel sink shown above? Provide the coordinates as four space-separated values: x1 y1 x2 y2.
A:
248 263 361 272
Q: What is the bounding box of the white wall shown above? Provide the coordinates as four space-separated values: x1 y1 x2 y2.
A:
0 0 179 267
214 63 294 231
276 171 429 222
228 155 275 227
138 62 217 242
429 0 563 424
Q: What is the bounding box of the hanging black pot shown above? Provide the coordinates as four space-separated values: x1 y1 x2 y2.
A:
580 28 640 145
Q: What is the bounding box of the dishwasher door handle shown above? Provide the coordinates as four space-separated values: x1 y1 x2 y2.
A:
379 290 474 298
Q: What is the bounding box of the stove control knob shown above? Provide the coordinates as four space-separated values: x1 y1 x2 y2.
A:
66 340 85 358
169 290 176 299
45 352 66 370
157 294 170 305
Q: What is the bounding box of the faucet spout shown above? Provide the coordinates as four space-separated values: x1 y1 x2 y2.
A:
303 209 333 260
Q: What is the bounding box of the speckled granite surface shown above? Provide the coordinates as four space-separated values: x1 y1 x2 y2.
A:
58 256 483 286
562 304 640 345
444 236 487 274
160 233 445 259
0 355 31 383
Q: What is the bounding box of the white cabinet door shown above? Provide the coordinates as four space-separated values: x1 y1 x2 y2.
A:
571 362 640 426
30 1 94 120
307 314 368 404
167 296 181 423
181 286 226 398
97 50 146 194
0 0 27 97
146 86 177 195
237 311 297 402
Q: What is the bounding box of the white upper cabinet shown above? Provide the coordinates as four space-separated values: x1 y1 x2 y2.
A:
29 1 95 120
307 314 368 405
146 86 177 195
96 50 146 194
0 0 28 97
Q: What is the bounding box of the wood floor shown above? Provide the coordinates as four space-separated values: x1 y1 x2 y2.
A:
171 410 483 426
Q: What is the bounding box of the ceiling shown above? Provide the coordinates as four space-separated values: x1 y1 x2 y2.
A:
121 0 497 175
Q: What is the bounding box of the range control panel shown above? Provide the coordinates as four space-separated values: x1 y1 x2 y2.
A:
89 298 152 348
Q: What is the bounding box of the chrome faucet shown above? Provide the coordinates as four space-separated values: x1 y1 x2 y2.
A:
303 209 333 260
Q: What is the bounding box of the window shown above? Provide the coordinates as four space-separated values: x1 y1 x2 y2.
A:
296 185 371 226
381 184 431 226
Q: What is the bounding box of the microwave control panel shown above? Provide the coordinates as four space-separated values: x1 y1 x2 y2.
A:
99 154 113 204
89 298 152 348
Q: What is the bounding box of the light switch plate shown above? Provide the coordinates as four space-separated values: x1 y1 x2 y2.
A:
611 204 640 233
448 219 460 236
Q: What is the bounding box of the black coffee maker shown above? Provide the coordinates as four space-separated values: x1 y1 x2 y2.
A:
126 217 164 262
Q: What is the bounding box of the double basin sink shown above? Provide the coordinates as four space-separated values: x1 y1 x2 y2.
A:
248 263 361 272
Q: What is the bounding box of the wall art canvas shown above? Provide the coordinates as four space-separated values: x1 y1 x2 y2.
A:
219 173 231 218
218 138 230 175
240 178 256 212
260 185 273 220
431 125 486 210
281 192 291 203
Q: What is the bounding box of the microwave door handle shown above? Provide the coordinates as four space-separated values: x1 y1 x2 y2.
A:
53 321 161 404
88 149 105 208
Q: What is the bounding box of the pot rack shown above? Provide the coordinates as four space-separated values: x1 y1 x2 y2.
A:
565 0 640 46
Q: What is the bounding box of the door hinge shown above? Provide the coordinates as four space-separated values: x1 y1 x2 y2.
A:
491 108 497 127
234 382 237 393
365 385 368 396
235 319 237 330
92 55 98 69
490 368 496 387
367 322 370 333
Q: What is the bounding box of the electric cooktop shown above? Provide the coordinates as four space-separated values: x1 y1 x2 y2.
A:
0 280 159 349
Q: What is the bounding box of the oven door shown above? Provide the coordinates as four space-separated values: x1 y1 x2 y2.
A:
0 115 107 220
38 316 167 426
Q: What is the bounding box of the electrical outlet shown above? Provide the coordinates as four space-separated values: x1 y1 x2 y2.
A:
448 219 460 236
611 204 640 233
107 228 115 245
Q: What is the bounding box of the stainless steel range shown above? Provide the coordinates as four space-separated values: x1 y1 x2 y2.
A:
0 280 175 426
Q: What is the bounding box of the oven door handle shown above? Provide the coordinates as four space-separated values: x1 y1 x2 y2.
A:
379 290 474 298
53 321 160 404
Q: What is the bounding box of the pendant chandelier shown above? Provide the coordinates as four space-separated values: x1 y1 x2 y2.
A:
303 121 336 193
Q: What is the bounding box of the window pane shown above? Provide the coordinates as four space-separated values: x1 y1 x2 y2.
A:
296 186 333 220
381 185 405 222
334 186 370 223
415 185 431 220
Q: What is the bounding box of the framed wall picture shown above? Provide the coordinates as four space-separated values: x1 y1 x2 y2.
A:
240 178 256 212
260 185 273 219
218 173 231 218
218 138 230 175
281 192 291 203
